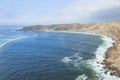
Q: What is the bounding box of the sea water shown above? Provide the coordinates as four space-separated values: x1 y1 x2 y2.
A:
0 26 119 80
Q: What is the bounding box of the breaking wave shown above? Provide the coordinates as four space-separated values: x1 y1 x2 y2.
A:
89 35 120 80
62 32 120 80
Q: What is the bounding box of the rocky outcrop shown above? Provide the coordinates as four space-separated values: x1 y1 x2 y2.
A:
19 21 120 77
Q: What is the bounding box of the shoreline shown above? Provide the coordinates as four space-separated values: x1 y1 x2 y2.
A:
19 21 120 78
104 41 120 77
57 31 120 78
31 30 119 79
51 31 120 79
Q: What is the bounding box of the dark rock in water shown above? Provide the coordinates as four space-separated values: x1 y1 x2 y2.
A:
97 62 100 64
104 70 108 74
110 72 114 76
103 66 106 69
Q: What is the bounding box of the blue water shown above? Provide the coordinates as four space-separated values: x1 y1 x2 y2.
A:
0 26 104 80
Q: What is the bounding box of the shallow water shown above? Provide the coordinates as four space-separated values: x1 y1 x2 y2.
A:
0 26 117 80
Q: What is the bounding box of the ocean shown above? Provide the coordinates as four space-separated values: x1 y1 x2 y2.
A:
0 26 119 80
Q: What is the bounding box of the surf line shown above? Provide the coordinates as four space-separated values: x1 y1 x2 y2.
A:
58 31 120 80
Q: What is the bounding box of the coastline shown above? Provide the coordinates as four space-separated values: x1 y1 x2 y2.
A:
62 30 120 78
49 31 120 79
19 21 120 78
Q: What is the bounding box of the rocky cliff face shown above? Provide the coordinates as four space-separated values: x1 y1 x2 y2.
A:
19 21 120 76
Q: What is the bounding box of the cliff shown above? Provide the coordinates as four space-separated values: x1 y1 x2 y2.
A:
19 21 120 76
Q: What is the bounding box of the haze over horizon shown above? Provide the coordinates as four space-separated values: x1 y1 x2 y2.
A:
0 0 120 25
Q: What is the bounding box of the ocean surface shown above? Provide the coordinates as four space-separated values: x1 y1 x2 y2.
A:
0 26 118 80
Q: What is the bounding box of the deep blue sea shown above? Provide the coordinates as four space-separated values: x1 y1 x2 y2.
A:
0 26 118 80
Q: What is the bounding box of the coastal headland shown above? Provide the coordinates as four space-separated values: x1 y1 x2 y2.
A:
19 21 120 77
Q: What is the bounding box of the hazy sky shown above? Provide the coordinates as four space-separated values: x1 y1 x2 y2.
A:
0 0 120 25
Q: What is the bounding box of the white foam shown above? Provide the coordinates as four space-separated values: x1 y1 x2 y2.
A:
62 57 72 63
60 31 120 80
74 34 120 80
62 53 83 63
89 35 120 80
0 36 27 48
75 74 88 80
62 53 83 69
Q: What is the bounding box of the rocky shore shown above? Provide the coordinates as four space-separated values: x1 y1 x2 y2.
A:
19 21 120 77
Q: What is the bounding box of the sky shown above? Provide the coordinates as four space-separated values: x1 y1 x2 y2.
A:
0 0 120 25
